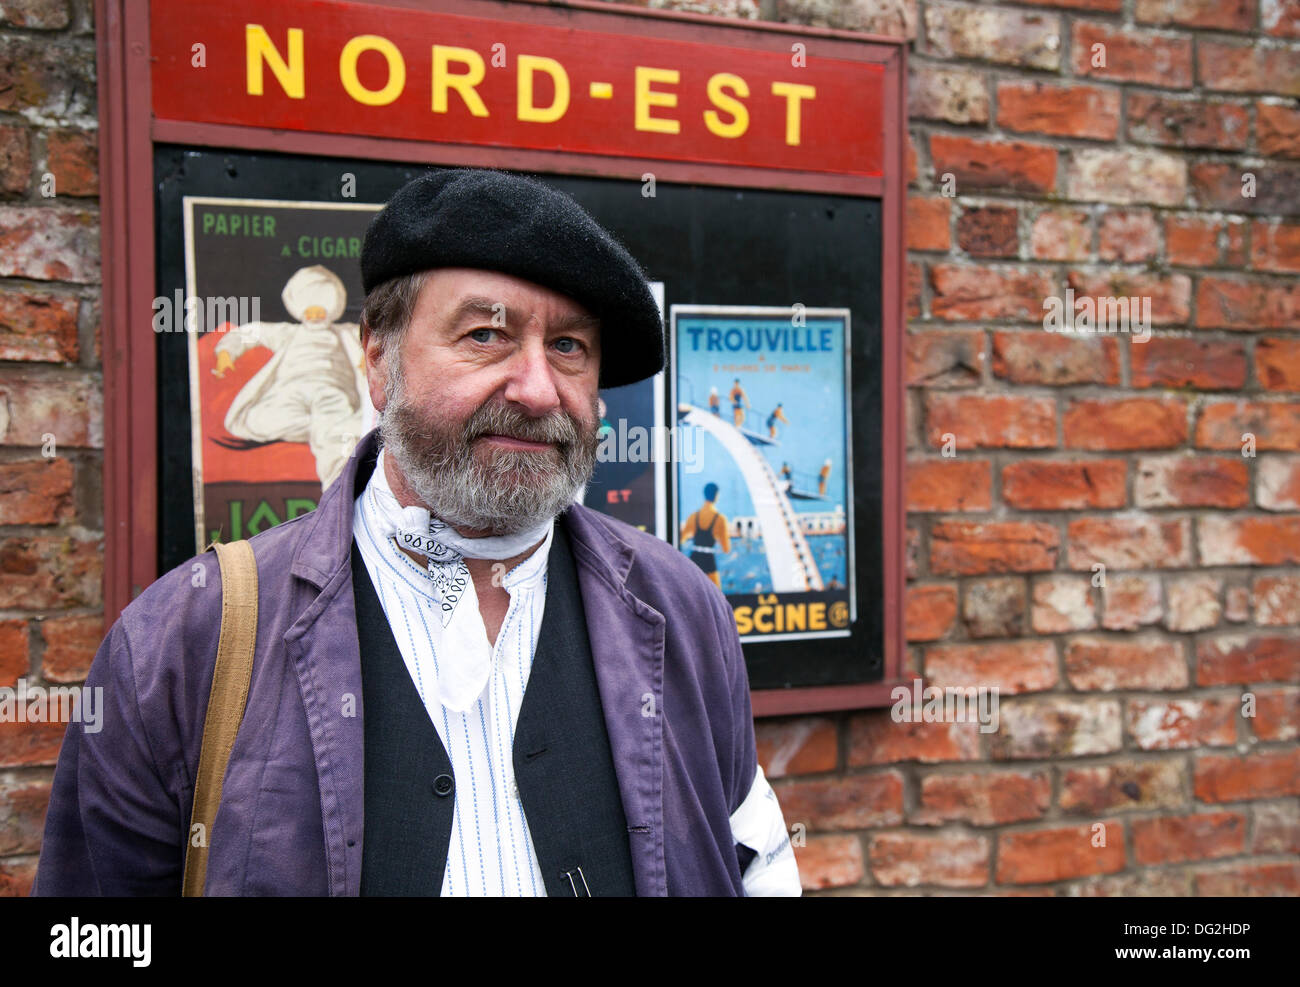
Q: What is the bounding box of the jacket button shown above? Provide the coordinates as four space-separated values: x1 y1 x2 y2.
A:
433 774 454 797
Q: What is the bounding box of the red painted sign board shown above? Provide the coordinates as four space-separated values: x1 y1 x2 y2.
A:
151 0 884 176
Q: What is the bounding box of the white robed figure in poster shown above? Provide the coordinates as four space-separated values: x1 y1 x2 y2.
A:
212 264 372 490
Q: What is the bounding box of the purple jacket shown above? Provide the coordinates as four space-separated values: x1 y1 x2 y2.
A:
33 430 760 896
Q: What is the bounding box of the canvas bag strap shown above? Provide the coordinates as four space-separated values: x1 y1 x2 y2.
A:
183 539 259 897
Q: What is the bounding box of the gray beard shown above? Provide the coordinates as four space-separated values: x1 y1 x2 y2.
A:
378 356 600 536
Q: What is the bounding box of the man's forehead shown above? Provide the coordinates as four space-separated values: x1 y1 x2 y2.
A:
423 268 600 327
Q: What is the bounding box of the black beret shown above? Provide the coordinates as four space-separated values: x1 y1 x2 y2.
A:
361 168 664 389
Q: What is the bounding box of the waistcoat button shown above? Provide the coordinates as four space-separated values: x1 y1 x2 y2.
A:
433 774 454 797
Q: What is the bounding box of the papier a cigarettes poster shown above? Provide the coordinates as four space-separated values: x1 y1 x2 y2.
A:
671 305 854 643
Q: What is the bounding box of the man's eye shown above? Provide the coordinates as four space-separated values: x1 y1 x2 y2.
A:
468 328 495 343
553 337 582 354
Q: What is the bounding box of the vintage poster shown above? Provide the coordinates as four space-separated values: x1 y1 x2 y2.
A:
671 305 854 643
182 196 383 551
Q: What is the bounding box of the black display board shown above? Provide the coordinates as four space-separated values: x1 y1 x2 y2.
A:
154 146 882 691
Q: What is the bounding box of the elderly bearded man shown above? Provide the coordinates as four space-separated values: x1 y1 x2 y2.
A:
33 169 801 897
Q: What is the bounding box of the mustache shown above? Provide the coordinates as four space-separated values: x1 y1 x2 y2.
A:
464 400 583 447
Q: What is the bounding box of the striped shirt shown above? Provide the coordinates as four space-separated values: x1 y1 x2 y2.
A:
353 464 552 897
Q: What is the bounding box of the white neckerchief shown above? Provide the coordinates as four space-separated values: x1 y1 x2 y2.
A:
364 446 552 710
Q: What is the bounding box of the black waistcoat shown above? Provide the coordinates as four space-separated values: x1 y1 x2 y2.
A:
353 516 637 896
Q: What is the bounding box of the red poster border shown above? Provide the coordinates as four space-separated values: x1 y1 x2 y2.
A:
97 0 908 715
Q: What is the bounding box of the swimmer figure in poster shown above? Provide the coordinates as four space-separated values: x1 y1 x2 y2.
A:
680 482 732 589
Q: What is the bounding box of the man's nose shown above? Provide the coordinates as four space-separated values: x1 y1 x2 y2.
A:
501 337 561 417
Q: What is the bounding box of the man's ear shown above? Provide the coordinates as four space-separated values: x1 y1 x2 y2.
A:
361 319 389 413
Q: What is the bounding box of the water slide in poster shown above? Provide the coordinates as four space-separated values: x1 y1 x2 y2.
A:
671 305 854 643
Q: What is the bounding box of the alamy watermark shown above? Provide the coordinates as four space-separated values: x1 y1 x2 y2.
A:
1042 289 1151 343
151 290 262 334
0 678 103 733
890 677 1000 734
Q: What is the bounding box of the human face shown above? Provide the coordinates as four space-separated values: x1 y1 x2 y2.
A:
364 268 602 536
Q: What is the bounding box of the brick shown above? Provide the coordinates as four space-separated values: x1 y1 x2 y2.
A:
1031 208 1091 261
1066 633 1186 689
908 64 988 124
1252 801 1300 854
1195 862 1300 896
1031 575 1097 633
913 769 1050 825
1100 575 1164 632
1131 338 1247 391
1226 584 1251 620
1002 459 1125 511
1064 398 1187 451
0 534 102 609
906 459 991 514
905 330 983 388
1067 515 1192 569
1191 161 1300 217
38 612 100 683
956 206 1017 259
905 525 920 580
0 0 71 29
1137 0 1256 30
0 124 31 197
869 831 989 888
907 133 919 186
1197 633 1300 684
0 374 103 449
0 37 95 119
1060 759 1185 813
1068 149 1187 207
906 261 922 320
926 639 1055 693
1097 209 1160 263
905 583 959 641
930 520 1060 576
1127 697 1237 749
1141 451 1254 513
1004 0 1120 9
0 208 100 284
962 579 1025 639
1071 21 1193 88
756 716 838 779
775 772 904 831
1249 221 1300 275
0 718 67 768
1066 269 1191 326
996 81 1119 141
1258 455 1300 510
996 821 1126 884
1199 515 1300 566
990 697 1122 759
1198 41 1300 97
1257 337 1300 392
0 619 28 686
1257 101 1300 158
793 834 864 891
45 129 97 198
993 331 1119 387
925 393 1056 450
1253 687 1299 740
1254 574 1300 625
1198 276 1300 329
1067 870 1191 896
0 291 79 363
1165 213 1220 266
1264 0 1300 37
1194 748 1300 801
924 4 1061 70
1196 400 1300 451
774 0 916 37
848 710 982 766
1133 812 1246 866
929 264 1055 322
930 135 1056 196
0 457 74 525
1165 574 1224 632
0 780 51 856
906 195 950 252
0 858 38 897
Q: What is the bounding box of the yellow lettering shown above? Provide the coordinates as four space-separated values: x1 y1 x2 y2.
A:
339 35 405 106
635 66 680 134
808 601 826 629
517 54 569 123
734 606 752 636
771 80 815 145
246 24 304 99
754 605 774 633
704 72 749 139
433 45 489 117
785 603 805 631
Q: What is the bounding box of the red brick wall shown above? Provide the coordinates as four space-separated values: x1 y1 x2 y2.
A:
0 0 1297 896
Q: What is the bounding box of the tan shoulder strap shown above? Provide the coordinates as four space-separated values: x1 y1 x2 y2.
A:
183 539 259 897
